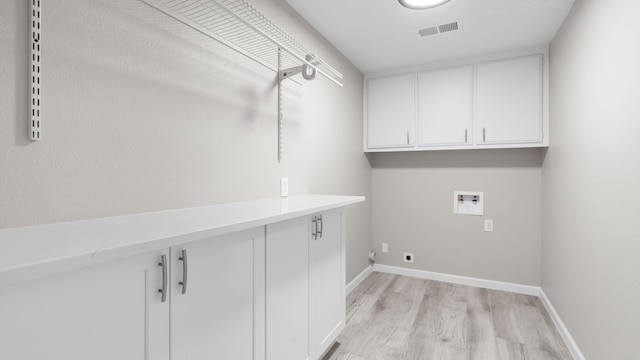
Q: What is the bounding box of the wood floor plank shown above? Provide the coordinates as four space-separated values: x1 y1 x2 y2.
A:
521 304 574 360
489 289 572 360
340 293 378 339
467 309 497 359
403 282 468 360
489 289 534 344
429 286 468 360
401 294 437 360
358 271 397 298
496 338 526 360
532 297 574 360
467 287 491 312
467 287 497 360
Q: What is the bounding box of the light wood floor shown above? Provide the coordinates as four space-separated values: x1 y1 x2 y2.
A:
324 272 572 360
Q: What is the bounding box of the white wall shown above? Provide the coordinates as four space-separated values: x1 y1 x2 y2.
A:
544 0 640 358
372 148 542 286
0 0 372 283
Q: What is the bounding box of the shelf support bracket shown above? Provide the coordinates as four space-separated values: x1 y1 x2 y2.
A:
277 53 319 162
278 48 284 162
279 55 318 82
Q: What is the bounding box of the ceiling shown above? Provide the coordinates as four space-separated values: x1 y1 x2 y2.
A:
284 0 575 74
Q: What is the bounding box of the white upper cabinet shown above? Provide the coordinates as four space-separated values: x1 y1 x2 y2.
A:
366 73 415 148
364 49 548 152
476 55 543 144
417 65 473 146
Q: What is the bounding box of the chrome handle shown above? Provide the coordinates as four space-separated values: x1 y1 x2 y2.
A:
318 215 323 238
179 249 188 295
312 216 318 240
158 255 167 303
482 128 486 142
465 129 468 143
406 131 410 145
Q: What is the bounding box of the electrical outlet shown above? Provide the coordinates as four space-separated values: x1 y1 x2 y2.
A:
280 177 289 197
403 252 414 263
484 219 494 232
382 243 388 253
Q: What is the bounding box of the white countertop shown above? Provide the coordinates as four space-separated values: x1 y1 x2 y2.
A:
0 195 365 287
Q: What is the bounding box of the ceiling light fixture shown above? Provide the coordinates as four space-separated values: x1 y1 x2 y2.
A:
398 0 452 10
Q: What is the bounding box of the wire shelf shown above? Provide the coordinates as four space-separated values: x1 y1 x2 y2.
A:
142 0 343 86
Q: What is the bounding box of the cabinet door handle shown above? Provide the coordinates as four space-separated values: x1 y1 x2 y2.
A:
312 216 318 240
158 255 167 303
178 249 188 295
318 215 323 238
482 127 486 142
406 131 410 145
465 129 468 143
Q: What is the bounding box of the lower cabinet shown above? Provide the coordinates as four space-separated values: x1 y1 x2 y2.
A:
266 215 312 360
0 211 346 360
0 228 264 360
171 226 265 360
266 209 345 360
309 209 345 359
0 250 171 360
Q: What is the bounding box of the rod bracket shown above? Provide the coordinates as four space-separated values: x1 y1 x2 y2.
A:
279 54 318 81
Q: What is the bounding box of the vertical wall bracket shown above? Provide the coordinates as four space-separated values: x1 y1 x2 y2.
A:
277 48 284 162
30 0 42 140
277 52 319 162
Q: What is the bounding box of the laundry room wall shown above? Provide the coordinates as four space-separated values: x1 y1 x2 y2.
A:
0 0 372 283
543 0 640 358
372 148 543 286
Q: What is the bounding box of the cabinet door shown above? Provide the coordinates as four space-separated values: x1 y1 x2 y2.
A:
171 227 264 360
266 216 311 360
309 210 344 359
417 66 473 146
0 250 170 360
366 73 415 148
476 55 543 144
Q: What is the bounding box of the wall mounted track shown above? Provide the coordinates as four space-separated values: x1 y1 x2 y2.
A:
30 0 42 140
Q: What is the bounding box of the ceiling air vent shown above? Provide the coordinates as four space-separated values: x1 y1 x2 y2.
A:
418 20 462 37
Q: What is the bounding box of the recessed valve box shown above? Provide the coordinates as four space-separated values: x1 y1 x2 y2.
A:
454 191 483 216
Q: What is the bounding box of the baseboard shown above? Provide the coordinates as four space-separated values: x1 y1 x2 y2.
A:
346 265 373 294
539 289 585 360
372 264 540 296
